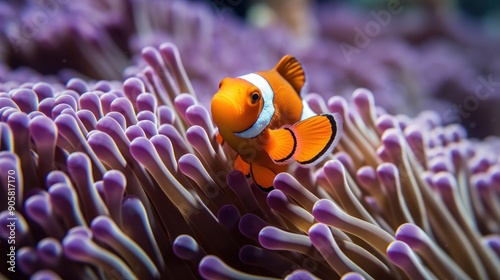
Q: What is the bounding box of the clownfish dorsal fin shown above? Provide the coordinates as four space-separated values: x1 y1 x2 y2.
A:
274 55 305 94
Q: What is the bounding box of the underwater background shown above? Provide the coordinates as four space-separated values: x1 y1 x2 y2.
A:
1 0 500 279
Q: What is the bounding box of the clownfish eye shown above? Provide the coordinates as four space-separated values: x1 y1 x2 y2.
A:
251 92 260 103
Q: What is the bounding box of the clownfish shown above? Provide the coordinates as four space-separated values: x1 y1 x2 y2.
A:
211 55 342 191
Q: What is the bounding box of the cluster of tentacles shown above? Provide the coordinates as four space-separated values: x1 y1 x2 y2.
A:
0 42 499 279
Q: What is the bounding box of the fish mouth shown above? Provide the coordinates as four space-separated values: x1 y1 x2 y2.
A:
211 94 237 116
211 94 248 132
212 92 265 137
212 94 237 108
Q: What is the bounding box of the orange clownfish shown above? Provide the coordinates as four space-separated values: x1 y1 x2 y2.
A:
211 55 342 191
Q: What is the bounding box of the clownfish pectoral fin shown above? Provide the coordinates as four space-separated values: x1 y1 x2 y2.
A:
275 55 305 94
250 162 276 192
264 128 297 165
290 114 342 165
234 154 250 178
216 132 225 145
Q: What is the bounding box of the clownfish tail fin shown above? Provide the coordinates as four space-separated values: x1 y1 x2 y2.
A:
234 154 250 178
290 113 342 165
275 55 305 94
250 162 276 192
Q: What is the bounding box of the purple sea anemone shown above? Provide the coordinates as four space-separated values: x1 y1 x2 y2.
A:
1 0 500 279
2 0 500 137
1 39 500 279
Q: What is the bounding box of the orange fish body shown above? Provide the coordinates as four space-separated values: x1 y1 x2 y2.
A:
211 55 341 191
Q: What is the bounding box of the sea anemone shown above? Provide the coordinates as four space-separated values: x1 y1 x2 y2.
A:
2 0 500 137
1 39 500 279
2 0 500 279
